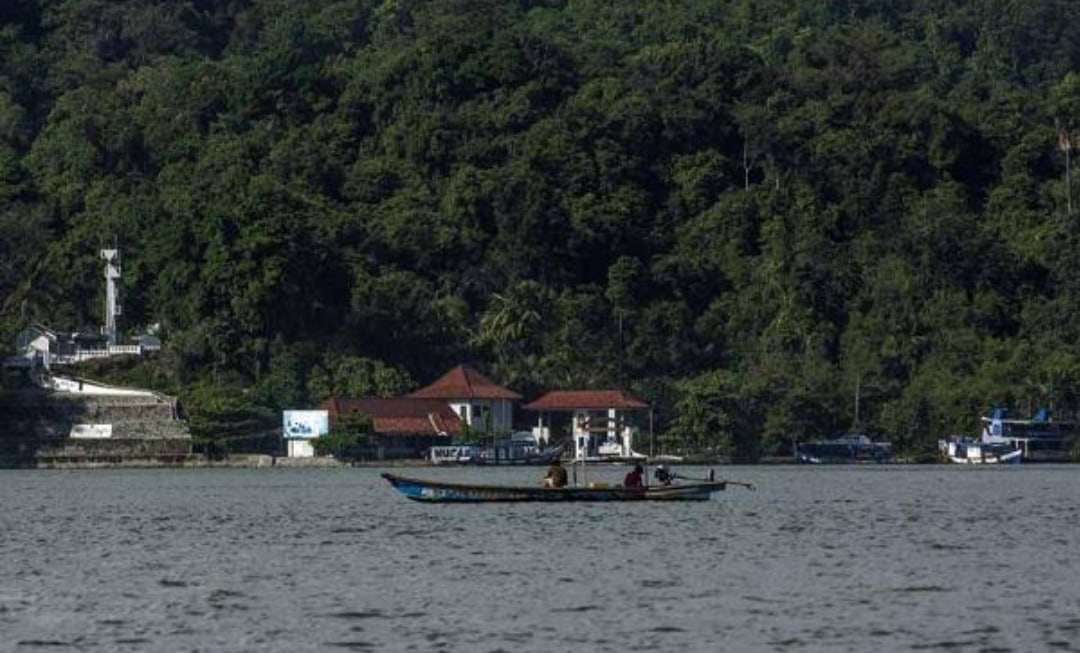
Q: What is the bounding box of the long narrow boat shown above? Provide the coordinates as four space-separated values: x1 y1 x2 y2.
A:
380 472 729 502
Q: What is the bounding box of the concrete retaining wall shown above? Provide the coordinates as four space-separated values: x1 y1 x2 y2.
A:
0 388 192 465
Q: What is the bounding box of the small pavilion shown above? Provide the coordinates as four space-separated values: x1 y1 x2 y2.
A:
522 390 649 461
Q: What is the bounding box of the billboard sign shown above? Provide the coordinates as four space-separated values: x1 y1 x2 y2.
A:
283 410 329 439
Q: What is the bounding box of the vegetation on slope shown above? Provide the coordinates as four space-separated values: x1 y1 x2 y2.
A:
4 0 1080 459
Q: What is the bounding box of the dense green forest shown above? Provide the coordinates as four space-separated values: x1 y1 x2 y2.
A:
3 0 1080 460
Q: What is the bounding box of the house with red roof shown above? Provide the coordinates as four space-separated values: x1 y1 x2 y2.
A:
314 365 522 460
408 364 521 436
321 396 463 459
523 390 649 462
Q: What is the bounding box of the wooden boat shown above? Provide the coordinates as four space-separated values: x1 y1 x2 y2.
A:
380 472 731 503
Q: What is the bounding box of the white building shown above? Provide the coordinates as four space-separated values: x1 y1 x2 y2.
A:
407 365 521 436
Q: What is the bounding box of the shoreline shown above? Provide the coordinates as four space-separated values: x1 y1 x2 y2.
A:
0 454 439 470
0 453 994 469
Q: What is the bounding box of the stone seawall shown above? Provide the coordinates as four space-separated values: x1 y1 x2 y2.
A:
0 388 192 465
10 454 360 469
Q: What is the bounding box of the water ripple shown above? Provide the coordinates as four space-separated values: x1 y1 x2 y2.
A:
3 465 1079 652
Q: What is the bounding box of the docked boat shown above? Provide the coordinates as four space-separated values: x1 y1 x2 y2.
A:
938 436 1022 464
589 438 647 464
380 472 735 502
427 444 483 465
472 440 564 466
979 406 1072 463
428 434 564 466
794 434 893 464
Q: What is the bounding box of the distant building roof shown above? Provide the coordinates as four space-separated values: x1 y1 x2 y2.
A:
321 397 462 436
134 334 161 348
408 364 521 401
522 390 649 412
20 324 57 340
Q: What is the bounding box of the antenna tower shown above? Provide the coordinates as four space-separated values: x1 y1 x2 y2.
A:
101 248 121 346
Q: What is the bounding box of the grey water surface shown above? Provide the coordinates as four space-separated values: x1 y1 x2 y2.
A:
1 465 1078 652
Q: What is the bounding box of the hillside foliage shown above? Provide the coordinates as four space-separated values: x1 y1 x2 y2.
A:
4 0 1080 459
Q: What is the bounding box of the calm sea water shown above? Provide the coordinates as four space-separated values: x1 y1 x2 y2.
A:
1 465 1078 652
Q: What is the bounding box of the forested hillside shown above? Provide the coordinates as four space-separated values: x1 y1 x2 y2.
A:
3 0 1080 459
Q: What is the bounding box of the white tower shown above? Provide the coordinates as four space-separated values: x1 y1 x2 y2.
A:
101 249 121 346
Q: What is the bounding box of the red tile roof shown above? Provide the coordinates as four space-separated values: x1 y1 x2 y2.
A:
321 397 461 436
408 364 521 400
522 390 649 411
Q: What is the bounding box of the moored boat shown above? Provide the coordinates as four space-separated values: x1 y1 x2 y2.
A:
428 435 563 466
938 436 1022 464
979 405 1071 463
794 434 893 464
380 472 733 502
428 444 483 465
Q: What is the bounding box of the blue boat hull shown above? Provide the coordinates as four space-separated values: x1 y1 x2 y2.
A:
381 472 726 502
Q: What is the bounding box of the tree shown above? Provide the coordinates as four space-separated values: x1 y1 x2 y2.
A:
312 409 371 460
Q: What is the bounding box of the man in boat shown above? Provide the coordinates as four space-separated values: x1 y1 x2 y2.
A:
623 464 644 488
542 458 568 488
654 465 674 486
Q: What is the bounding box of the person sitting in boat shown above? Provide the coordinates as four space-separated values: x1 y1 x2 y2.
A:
542 458 568 488
654 465 674 485
624 464 645 488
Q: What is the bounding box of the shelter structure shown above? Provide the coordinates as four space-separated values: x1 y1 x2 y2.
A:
408 365 521 436
522 390 648 462
9 324 157 368
321 397 463 459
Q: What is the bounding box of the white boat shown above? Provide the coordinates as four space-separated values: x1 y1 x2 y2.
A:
979 406 1070 462
939 436 1022 465
649 454 685 463
591 439 647 463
